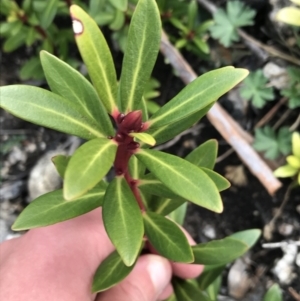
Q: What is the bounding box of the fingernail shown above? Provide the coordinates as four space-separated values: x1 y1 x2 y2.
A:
146 255 171 295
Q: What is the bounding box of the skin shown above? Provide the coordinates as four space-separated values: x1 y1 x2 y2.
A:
0 208 203 301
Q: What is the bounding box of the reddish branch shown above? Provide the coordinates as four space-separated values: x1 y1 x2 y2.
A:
159 30 282 195
113 110 146 211
17 12 47 39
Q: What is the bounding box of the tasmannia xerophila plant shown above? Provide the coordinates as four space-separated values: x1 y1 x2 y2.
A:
0 0 261 297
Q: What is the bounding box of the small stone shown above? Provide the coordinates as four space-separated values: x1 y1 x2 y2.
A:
278 223 294 236
263 62 289 89
28 150 65 201
0 219 9 243
228 257 252 299
0 180 24 201
7 146 27 165
202 224 216 239
272 243 297 284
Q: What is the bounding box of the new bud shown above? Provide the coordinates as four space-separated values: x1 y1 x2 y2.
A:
119 110 143 133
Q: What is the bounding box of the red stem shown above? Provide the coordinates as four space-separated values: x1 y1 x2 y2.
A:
113 111 146 211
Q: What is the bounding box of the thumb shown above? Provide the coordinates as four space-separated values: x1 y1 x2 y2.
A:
97 254 173 301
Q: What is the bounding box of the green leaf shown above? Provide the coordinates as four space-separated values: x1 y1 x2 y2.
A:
210 1 256 47
263 284 282 301
3 26 27 52
147 103 213 145
135 149 223 213
253 126 292 160
51 155 70 178
197 265 225 291
192 237 248 265
92 250 135 293
70 5 118 114
206 275 221 301
40 51 114 137
185 139 218 169
173 278 211 301
12 187 105 230
25 27 37 47
129 132 156 146
240 70 275 108
39 0 58 29
139 174 180 199
0 85 104 140
103 177 144 266
109 8 125 31
145 197 186 216
148 67 248 129
276 7 300 26
292 132 300 158
119 0 161 112
200 168 230 192
128 155 146 179
230 229 261 249
188 0 197 30
274 165 298 178
19 57 44 80
64 138 117 200
108 0 127 11
168 202 187 225
193 37 209 54
143 211 194 262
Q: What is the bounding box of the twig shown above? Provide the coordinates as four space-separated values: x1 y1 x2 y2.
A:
154 124 203 151
263 183 293 240
160 30 282 195
262 241 300 248
255 97 288 129
288 287 300 301
289 114 300 132
197 0 300 66
216 148 234 163
272 108 292 130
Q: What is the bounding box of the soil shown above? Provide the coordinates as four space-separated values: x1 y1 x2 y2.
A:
1 1 300 300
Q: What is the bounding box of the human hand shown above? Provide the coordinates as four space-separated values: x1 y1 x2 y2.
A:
0 208 203 301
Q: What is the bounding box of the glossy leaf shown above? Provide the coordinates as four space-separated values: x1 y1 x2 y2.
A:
12 188 105 230
70 5 118 114
148 67 248 129
135 149 223 213
139 173 183 199
128 155 146 179
143 211 194 262
147 103 213 145
200 168 230 192
103 177 144 266
263 284 282 301
39 0 58 29
92 250 135 293
129 132 156 146
40 51 114 136
197 265 225 290
230 229 261 249
185 140 218 169
145 197 185 216
64 138 117 200
173 278 211 301
0 85 104 140
119 0 161 112
51 155 70 178
192 237 248 265
168 202 187 225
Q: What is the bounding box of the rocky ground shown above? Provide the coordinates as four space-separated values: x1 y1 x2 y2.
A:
1 0 300 300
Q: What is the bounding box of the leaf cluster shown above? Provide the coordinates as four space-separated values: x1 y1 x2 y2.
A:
253 126 292 160
240 70 275 108
274 132 300 185
210 0 256 47
0 0 253 297
281 66 300 109
169 0 213 55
